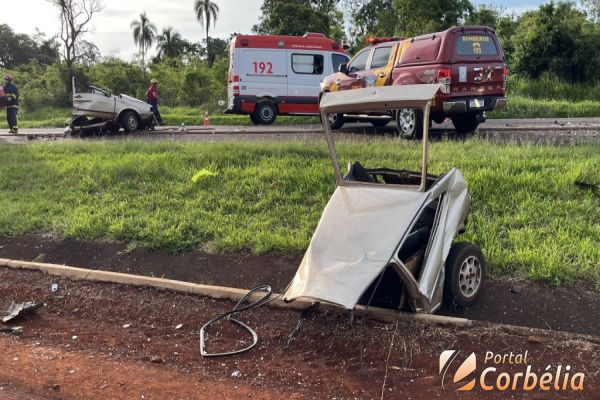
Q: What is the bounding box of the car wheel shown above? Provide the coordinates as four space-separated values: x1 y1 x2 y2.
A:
395 108 423 139
120 110 140 132
451 114 480 134
444 242 486 308
370 119 390 128
249 113 261 125
328 113 345 130
253 102 277 125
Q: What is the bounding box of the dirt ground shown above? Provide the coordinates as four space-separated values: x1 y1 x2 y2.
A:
0 267 599 400
0 234 599 337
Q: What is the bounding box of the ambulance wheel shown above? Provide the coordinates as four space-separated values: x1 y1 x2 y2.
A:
253 102 277 125
328 113 345 130
249 113 261 125
444 243 486 308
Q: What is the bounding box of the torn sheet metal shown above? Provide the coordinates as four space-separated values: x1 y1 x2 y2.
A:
282 168 470 312
1 302 44 323
283 185 429 309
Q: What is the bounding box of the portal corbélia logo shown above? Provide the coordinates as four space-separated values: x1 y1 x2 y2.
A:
439 350 586 393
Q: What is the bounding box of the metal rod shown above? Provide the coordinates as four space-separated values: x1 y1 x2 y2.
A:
321 110 343 186
419 102 431 192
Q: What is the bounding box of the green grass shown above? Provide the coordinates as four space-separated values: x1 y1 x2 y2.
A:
0 139 598 287
488 95 600 119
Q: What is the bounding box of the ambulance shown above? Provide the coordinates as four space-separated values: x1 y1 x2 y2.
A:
225 33 349 124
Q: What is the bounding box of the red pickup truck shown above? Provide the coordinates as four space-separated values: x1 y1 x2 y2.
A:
319 26 508 137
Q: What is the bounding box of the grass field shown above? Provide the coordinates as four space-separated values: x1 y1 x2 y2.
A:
0 139 598 287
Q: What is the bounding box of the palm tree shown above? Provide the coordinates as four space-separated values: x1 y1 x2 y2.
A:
131 12 157 71
156 27 185 59
193 0 219 66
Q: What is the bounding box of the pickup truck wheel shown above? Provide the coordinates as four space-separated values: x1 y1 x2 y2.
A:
395 108 423 139
253 102 277 125
249 113 261 125
120 110 140 132
444 242 486 308
328 113 345 130
451 114 479 134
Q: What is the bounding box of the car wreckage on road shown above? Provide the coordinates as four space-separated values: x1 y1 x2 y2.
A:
201 84 487 357
66 83 155 136
283 84 486 313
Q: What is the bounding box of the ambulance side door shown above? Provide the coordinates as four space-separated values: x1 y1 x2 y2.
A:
240 49 288 101
285 51 326 113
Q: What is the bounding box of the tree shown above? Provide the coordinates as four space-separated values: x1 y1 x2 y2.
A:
392 0 473 37
131 12 157 72
193 0 219 67
253 0 345 42
198 37 229 65
47 0 102 69
0 25 58 68
343 0 395 49
156 28 187 59
511 2 600 81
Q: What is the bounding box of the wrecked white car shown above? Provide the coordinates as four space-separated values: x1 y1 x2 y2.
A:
69 85 155 135
283 84 486 313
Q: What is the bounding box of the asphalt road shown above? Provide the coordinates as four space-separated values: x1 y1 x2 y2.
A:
1 117 600 145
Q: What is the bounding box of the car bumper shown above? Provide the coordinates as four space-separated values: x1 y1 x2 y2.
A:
443 96 508 114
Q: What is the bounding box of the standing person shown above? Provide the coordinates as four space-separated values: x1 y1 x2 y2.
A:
3 75 19 134
146 78 164 126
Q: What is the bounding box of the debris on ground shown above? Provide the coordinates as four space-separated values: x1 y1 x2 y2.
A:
231 371 242 379
1 301 43 323
0 326 22 335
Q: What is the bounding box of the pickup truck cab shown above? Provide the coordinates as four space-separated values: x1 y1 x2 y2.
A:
320 26 508 137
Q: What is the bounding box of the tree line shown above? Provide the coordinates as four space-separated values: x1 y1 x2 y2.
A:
2 0 600 110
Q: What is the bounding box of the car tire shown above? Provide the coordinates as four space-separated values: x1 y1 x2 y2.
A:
444 242 486 308
253 102 277 125
249 113 261 125
370 119 390 128
395 108 423 139
328 113 345 130
451 114 480 134
120 110 140 132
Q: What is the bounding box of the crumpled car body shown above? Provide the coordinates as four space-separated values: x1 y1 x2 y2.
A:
283 84 482 313
71 86 154 133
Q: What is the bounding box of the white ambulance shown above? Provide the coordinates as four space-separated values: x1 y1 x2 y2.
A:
226 33 349 124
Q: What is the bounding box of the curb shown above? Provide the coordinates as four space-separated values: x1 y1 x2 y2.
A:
0 257 471 328
1 257 599 344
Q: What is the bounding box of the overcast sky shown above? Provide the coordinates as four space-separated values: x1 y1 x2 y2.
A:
2 0 547 60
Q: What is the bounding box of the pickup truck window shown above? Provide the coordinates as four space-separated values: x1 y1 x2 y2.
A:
332 53 349 73
398 36 442 65
348 49 370 72
456 34 498 56
370 46 392 69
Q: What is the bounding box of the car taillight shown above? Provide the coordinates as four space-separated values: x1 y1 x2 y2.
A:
437 68 451 94
231 75 240 96
502 67 508 91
